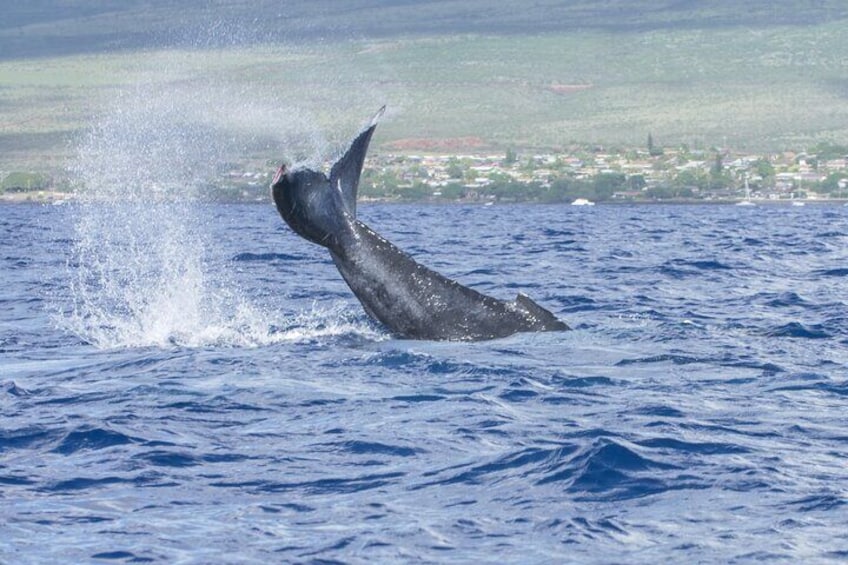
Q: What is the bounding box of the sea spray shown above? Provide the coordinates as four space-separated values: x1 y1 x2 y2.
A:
60 55 367 348
65 88 251 348
52 35 400 348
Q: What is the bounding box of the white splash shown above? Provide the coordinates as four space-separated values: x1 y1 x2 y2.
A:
59 50 379 349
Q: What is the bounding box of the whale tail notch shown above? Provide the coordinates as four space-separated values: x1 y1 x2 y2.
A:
330 105 386 218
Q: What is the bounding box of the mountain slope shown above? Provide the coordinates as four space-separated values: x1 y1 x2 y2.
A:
3 1 848 60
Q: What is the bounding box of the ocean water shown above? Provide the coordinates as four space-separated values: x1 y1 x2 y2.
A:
1 200 847 563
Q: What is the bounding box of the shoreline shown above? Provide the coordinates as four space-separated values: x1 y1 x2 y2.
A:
3 192 847 207
0 191 73 204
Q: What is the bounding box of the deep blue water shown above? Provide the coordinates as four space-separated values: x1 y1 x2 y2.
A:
2 201 847 563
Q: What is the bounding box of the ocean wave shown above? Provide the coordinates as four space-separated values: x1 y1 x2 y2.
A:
616 353 706 366
5 202 848 562
50 426 138 455
0 426 64 453
412 437 711 503
771 379 848 397
210 471 407 495
90 551 155 563
2 379 32 397
813 268 848 277
543 439 691 502
764 322 832 339
759 291 808 308
317 440 422 458
232 252 306 262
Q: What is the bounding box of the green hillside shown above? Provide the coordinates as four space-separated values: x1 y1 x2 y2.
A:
3 1 847 60
2 2 848 174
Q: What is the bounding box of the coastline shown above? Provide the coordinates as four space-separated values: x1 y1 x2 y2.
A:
3 191 847 207
0 191 73 204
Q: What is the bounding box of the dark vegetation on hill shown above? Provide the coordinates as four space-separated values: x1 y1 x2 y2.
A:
3 1 848 60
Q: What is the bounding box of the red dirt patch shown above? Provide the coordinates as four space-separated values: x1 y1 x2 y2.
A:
546 83 593 95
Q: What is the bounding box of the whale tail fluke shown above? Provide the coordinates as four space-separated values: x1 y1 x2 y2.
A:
329 106 386 218
369 105 387 127
272 107 570 339
514 293 570 331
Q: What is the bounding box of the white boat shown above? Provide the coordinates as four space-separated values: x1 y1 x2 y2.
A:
791 200 805 207
571 198 595 206
736 176 755 206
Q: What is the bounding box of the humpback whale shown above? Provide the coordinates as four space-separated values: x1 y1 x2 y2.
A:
271 107 569 341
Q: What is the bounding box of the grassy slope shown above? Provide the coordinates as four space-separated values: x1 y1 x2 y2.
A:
347 27 848 151
3 1 847 59
2 4 848 172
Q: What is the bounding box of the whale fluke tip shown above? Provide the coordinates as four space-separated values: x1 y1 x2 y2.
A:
370 105 387 127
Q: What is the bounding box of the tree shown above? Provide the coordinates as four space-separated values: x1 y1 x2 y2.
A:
709 153 732 189
810 141 848 161
440 183 466 200
502 148 518 166
648 133 663 156
673 169 709 191
817 172 848 194
645 184 676 200
548 178 593 202
628 174 647 191
711 153 724 176
399 181 432 201
446 158 465 179
751 158 775 180
361 169 404 198
592 173 627 200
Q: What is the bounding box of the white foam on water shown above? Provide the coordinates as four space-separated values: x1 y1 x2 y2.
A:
59 49 380 349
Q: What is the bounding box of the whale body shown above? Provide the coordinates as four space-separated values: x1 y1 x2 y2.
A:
271 108 569 341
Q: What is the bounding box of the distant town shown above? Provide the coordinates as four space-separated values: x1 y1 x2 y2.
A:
352 139 848 204
3 139 848 204
214 138 848 204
